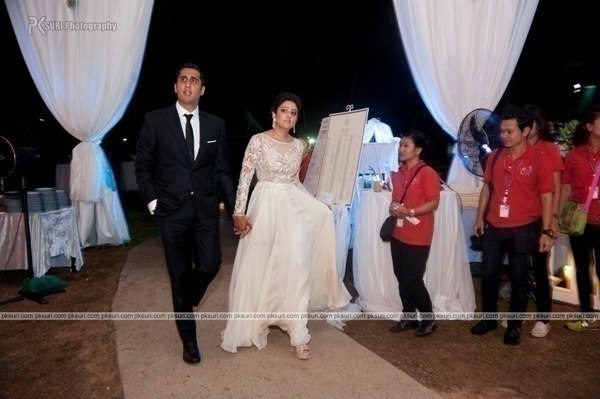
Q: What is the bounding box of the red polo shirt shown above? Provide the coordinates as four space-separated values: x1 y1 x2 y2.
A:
484 146 554 228
532 139 565 173
562 145 600 226
391 161 440 246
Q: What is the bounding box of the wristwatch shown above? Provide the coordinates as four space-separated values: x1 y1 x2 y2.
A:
541 229 554 238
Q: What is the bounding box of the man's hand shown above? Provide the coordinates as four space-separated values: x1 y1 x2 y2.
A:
233 215 253 238
472 219 485 237
539 234 554 252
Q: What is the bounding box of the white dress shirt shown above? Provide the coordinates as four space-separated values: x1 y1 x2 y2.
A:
175 102 200 159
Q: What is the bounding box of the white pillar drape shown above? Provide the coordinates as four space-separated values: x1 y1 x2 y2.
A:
6 0 154 247
392 0 538 187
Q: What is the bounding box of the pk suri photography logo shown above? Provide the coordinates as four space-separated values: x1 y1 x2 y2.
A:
28 16 117 36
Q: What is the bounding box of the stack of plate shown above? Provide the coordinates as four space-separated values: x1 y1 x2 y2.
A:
35 188 59 212
4 191 23 213
26 191 44 213
56 189 72 208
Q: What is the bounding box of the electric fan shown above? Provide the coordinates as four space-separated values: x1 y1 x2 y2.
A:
0 122 65 306
457 108 502 177
0 135 17 193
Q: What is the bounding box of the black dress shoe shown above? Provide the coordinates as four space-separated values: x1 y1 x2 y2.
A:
389 319 419 332
470 320 498 335
504 326 521 345
415 320 437 337
183 341 201 364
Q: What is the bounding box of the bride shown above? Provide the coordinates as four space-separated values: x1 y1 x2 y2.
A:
220 92 351 360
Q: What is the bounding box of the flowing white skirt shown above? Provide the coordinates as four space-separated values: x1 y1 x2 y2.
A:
221 181 351 352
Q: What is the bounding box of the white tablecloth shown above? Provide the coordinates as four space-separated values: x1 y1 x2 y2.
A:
0 212 28 271
120 161 138 191
461 206 483 262
352 189 476 315
332 204 351 279
0 207 84 277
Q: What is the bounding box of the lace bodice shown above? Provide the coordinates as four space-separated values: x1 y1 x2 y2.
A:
234 133 310 215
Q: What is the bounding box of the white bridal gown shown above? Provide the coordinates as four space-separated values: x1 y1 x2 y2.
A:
221 133 351 352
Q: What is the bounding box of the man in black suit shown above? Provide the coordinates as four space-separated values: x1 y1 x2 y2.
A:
135 62 237 364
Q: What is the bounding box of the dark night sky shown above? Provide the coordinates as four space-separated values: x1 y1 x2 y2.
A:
1 0 598 187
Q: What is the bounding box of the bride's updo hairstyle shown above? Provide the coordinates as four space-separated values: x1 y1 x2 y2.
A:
271 92 302 116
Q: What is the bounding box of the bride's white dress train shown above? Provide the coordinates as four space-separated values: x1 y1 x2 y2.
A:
221 133 351 353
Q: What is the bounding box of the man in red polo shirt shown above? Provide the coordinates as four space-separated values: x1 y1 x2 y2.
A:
470 105 554 345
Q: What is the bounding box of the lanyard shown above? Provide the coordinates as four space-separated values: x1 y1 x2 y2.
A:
502 154 525 204
585 151 598 174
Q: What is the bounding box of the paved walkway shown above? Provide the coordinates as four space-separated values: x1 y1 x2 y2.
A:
112 222 442 399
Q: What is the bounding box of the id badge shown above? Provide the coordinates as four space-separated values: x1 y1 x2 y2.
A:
396 218 404 228
499 204 510 218
593 186 599 199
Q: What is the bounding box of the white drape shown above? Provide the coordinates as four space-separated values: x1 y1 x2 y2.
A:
392 0 538 187
6 0 154 247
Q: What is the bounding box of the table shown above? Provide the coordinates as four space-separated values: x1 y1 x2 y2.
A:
352 189 476 315
0 207 84 277
120 161 138 191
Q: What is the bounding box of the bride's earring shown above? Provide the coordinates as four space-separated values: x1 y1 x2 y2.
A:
293 125 296 134
272 119 276 128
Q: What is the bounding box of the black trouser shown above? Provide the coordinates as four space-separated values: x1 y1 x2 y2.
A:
531 220 552 319
569 223 600 312
481 222 537 328
390 238 433 318
157 197 221 343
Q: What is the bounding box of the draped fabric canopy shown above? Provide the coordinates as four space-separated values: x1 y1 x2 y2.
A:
5 0 154 247
392 0 538 187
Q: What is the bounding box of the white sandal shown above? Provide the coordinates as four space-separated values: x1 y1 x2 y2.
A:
291 344 310 360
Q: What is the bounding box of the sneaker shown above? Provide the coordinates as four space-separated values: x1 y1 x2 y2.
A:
389 319 419 332
531 321 550 338
565 319 600 331
415 321 437 337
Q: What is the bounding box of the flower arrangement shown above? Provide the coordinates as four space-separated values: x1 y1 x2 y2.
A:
551 119 579 157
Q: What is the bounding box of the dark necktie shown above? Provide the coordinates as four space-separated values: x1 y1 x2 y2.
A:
184 113 194 162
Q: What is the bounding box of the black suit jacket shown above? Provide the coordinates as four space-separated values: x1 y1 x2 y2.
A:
135 105 236 218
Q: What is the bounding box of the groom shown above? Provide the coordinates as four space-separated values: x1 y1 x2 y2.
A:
135 62 236 364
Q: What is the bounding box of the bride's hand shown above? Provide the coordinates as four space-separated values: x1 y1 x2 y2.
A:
233 215 252 238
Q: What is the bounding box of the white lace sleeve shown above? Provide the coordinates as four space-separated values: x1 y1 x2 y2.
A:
234 135 260 215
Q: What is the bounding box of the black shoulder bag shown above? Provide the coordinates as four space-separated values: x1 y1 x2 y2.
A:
380 165 426 242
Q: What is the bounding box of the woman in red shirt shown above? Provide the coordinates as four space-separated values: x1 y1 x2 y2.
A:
387 130 440 337
561 105 600 331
